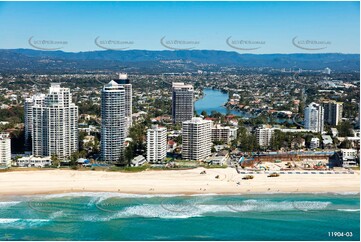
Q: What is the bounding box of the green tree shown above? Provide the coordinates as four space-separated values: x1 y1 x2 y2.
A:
337 121 353 137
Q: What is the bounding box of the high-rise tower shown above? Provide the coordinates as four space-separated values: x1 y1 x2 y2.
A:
30 83 78 158
172 82 194 123
101 80 126 163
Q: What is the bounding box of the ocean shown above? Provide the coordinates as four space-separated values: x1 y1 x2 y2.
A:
0 193 359 241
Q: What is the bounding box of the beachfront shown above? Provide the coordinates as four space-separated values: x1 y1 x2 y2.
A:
0 168 359 195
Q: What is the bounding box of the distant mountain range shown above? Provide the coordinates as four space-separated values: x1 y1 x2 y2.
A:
0 49 359 73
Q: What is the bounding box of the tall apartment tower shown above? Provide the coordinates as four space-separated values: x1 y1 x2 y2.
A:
323 100 343 126
0 133 11 168
304 102 324 133
113 73 132 136
101 80 126 163
182 117 212 161
24 94 45 152
256 127 274 147
172 82 194 123
147 125 167 163
30 83 78 158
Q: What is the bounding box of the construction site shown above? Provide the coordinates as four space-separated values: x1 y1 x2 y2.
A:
237 151 349 172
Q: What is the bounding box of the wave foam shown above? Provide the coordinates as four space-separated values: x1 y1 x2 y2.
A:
90 200 333 220
0 201 21 208
337 209 360 212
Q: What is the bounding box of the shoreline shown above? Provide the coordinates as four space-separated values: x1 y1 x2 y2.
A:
0 168 359 196
1 191 359 198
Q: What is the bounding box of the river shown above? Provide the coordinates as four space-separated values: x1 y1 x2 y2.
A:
195 88 252 117
195 88 294 124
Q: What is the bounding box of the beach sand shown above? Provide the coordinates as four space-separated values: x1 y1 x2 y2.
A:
0 168 359 195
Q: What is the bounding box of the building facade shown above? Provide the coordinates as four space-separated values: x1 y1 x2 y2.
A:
29 84 78 158
340 148 358 167
0 133 11 168
211 124 238 144
310 137 320 149
101 80 126 163
16 156 51 168
256 127 274 147
113 73 132 135
24 94 45 151
182 117 212 161
304 102 324 133
172 82 194 123
323 100 343 126
147 125 167 163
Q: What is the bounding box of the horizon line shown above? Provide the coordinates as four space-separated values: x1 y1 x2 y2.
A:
1 48 360 55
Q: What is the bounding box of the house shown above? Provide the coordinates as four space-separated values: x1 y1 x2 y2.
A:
310 138 320 149
131 155 147 167
322 135 333 149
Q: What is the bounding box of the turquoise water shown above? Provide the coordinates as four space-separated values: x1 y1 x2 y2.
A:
0 193 359 240
194 89 294 124
195 88 252 117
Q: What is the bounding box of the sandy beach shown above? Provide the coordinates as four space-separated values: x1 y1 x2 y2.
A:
0 168 359 195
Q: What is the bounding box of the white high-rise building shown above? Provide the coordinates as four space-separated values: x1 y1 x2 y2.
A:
24 94 45 151
304 102 324 133
172 82 194 123
147 125 167 163
0 133 11 168
101 80 126 163
182 117 212 161
28 83 78 158
256 127 274 147
113 73 132 136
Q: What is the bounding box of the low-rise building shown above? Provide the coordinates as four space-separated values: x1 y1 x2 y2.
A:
211 124 237 144
322 135 333 148
131 155 147 167
16 156 52 167
310 138 320 149
340 149 358 168
204 155 229 166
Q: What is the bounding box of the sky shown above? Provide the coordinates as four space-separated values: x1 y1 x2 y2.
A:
0 1 359 53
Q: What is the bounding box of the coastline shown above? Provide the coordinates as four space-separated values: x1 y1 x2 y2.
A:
0 168 359 196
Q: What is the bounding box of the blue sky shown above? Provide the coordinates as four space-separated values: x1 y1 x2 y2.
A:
0 1 359 53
